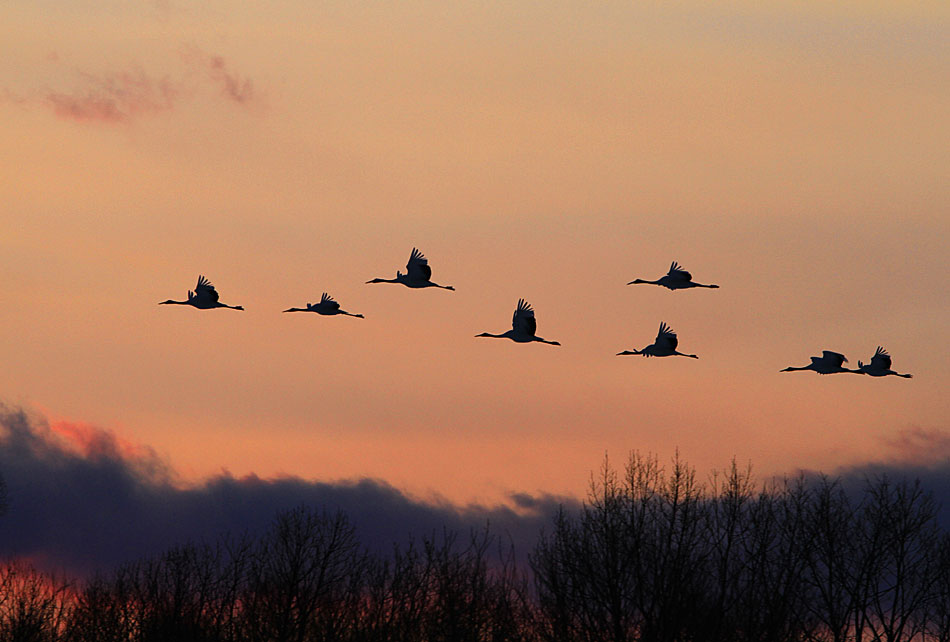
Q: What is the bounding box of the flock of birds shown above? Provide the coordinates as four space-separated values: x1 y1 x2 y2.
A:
159 248 913 379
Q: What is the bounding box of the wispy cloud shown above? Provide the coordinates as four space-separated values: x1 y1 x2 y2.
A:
178 46 257 105
881 425 950 467
208 55 255 104
4 51 258 125
790 424 950 527
44 69 178 123
0 403 574 578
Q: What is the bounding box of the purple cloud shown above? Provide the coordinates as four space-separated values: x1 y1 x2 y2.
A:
789 424 950 528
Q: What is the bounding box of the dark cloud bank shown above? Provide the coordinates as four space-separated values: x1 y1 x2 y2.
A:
0 404 576 578
2 403 949 579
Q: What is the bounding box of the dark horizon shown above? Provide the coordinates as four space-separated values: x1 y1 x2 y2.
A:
4 445 950 642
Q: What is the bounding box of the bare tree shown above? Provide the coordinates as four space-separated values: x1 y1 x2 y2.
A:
627 452 710 642
0 560 70 642
800 476 864 642
860 476 941 642
358 539 430 641
741 477 814 642
701 460 757 641
532 452 713 642
532 455 639 642
66 566 137 642
241 506 362 642
922 533 950 642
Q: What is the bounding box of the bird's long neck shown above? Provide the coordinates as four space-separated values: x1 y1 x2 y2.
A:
628 278 659 286
695 283 719 289
367 276 400 284
781 366 807 372
222 304 244 310
283 308 306 313
476 332 506 339
343 312 364 318
881 370 911 378
159 299 189 305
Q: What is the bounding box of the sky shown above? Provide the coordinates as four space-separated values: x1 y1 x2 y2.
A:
0 1 948 568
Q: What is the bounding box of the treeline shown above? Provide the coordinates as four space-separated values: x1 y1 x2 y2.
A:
3 454 950 641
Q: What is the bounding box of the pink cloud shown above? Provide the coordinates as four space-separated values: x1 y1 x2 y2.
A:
46 93 122 121
43 69 177 123
882 425 950 467
51 420 144 461
179 46 258 105
208 55 254 104
4 52 258 124
48 419 173 483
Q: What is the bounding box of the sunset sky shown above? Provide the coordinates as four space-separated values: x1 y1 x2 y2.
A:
1 0 947 526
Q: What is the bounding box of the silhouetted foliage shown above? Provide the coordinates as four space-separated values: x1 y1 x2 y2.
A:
2 455 950 641
530 454 948 642
0 561 70 642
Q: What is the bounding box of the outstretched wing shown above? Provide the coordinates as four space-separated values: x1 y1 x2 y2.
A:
512 299 537 336
822 350 847 366
406 247 432 282
655 322 678 351
869 346 891 370
320 292 340 310
667 261 692 281
194 275 219 303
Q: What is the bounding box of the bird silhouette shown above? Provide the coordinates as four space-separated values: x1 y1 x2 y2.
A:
283 293 364 318
780 350 857 374
366 248 455 290
617 322 698 358
476 299 560 346
627 261 719 290
159 275 244 310
857 346 912 378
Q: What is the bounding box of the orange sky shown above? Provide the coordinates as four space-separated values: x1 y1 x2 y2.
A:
1 0 947 504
